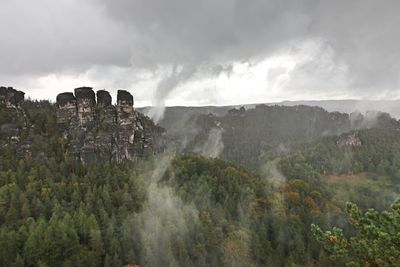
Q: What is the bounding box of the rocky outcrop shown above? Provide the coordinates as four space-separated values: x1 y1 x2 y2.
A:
0 87 28 150
75 87 96 129
56 92 78 126
97 90 112 107
116 90 142 161
336 132 362 147
0 86 25 108
56 87 164 164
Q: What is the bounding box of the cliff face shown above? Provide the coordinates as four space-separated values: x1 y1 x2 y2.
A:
0 86 164 164
173 104 356 168
336 132 362 147
0 86 25 108
56 87 164 164
0 87 27 149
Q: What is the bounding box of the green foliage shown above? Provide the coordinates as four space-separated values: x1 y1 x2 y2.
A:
22 100 57 136
0 128 149 266
161 155 347 266
282 128 400 178
312 199 400 266
278 128 400 211
0 146 344 266
162 155 258 219
1 102 399 266
183 105 354 168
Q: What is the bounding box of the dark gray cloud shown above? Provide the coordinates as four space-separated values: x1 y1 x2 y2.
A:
309 0 400 91
98 0 311 65
1 0 400 103
0 0 132 75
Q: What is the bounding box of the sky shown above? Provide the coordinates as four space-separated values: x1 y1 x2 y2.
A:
1 0 400 107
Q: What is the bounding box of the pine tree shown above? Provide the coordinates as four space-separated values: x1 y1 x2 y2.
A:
312 198 400 266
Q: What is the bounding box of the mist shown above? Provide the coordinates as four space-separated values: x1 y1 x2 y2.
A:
1 1 400 267
194 127 225 158
148 64 197 123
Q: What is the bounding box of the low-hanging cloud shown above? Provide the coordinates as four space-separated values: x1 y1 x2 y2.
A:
194 127 225 158
147 64 197 122
131 154 200 266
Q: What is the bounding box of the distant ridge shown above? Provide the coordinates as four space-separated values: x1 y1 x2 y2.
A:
139 99 400 119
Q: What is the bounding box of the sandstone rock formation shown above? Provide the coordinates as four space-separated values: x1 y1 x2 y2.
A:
336 132 362 147
56 87 164 164
56 92 78 126
0 86 164 164
0 87 26 149
0 86 25 108
75 87 96 129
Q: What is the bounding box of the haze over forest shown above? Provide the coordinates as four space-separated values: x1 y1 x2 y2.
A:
1 1 400 267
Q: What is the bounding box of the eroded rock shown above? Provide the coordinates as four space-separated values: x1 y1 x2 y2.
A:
336 132 362 147
56 92 77 126
75 87 96 128
55 87 164 164
97 90 112 107
0 86 25 108
0 87 28 152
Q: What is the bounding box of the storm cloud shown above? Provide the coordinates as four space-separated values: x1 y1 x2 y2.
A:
1 0 400 105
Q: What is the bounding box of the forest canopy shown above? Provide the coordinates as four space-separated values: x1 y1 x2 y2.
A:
1 100 399 266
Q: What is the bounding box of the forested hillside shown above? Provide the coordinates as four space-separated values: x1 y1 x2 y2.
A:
1 98 400 266
171 104 400 168
0 149 344 266
4 0 400 266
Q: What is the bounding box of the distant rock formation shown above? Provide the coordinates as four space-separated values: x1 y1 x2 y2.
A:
56 87 164 164
0 86 164 164
336 132 362 147
0 86 30 156
0 86 25 108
